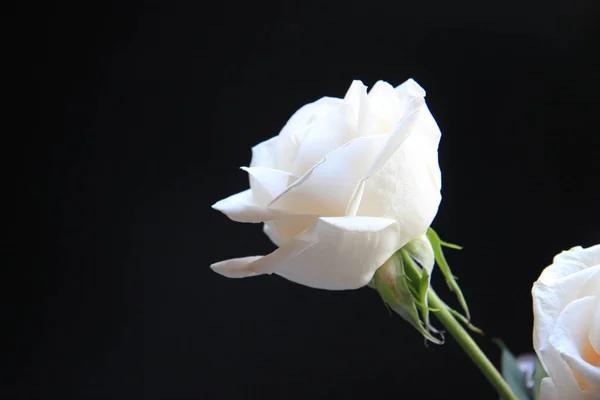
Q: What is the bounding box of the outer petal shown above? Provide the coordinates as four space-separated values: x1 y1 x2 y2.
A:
250 136 279 169
538 245 600 285
368 80 405 134
590 301 600 363
552 297 600 391
355 103 442 243
533 265 600 357
395 78 427 106
210 256 263 278
343 80 368 125
211 216 404 290
269 135 389 216
263 215 319 247
539 343 585 400
540 377 560 400
212 189 284 223
241 166 296 207
212 188 316 224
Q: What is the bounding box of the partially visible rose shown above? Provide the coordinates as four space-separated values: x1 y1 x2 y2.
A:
532 245 600 400
211 79 442 290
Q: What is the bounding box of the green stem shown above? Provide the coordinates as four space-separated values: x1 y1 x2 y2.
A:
428 289 518 400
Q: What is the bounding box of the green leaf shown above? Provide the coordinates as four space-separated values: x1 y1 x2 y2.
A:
494 339 532 400
426 228 471 320
533 356 547 400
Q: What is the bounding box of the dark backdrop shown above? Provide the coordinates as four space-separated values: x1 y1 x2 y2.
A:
10 0 600 398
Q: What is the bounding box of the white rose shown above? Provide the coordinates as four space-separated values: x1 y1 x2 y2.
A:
532 244 600 400
211 79 442 290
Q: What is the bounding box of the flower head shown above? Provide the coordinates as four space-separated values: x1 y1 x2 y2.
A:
211 79 442 290
532 244 600 400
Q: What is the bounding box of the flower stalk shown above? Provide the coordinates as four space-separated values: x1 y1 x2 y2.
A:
428 289 519 400
399 251 519 400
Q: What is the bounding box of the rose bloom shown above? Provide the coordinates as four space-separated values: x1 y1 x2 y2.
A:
211 79 442 290
532 244 600 400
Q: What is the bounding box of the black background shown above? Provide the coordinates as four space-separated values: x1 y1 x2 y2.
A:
10 0 600 398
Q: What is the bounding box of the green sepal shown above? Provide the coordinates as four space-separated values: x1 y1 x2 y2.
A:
426 228 471 320
447 308 484 335
405 249 432 331
373 253 443 345
440 240 463 250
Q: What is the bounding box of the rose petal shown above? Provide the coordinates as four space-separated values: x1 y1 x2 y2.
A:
210 237 316 279
534 266 600 354
290 103 357 176
343 80 367 124
357 83 375 138
212 188 314 224
364 103 430 179
241 166 296 206
211 216 403 290
540 377 560 400
276 97 343 172
275 217 402 290
263 223 282 247
210 256 264 278
355 103 442 244
590 299 600 362
368 80 405 133
250 136 279 169
540 343 584 400
538 245 600 284
550 296 600 392
395 78 427 104
269 135 389 216
212 189 283 223
263 215 319 247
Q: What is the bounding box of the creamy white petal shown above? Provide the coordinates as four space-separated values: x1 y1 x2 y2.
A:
590 301 600 361
276 97 343 172
263 223 282 247
540 377 560 400
356 104 442 243
269 135 389 216
263 215 319 247
212 189 284 223
213 188 315 224
395 78 426 103
364 104 430 178
357 82 375 138
550 297 600 393
368 80 405 133
250 136 279 169
534 266 600 354
539 245 600 284
211 217 403 290
540 343 585 400
210 256 264 278
241 166 296 207
210 236 317 279
581 266 600 299
290 103 356 176
274 216 403 290
343 80 368 124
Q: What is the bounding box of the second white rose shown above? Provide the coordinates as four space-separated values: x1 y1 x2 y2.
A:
533 244 600 400
211 79 442 290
